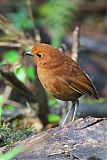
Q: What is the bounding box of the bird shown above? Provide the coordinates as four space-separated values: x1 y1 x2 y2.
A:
25 43 98 125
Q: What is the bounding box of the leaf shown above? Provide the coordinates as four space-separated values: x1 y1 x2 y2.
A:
39 0 79 47
4 105 14 111
0 95 3 105
14 66 26 83
3 50 19 64
26 66 35 81
48 98 58 106
0 145 24 160
8 7 32 31
47 114 60 122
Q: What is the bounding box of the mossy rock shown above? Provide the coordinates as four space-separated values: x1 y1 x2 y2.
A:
0 127 37 147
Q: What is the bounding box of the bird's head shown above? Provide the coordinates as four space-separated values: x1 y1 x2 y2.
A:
25 43 63 69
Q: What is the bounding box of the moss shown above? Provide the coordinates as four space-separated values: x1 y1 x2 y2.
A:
0 127 37 147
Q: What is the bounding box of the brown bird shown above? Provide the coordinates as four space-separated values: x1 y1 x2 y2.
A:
25 43 98 125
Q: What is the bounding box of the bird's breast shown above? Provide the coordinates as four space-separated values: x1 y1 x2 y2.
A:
37 67 81 101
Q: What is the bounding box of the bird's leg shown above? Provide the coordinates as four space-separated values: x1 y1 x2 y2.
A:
71 103 77 122
60 103 73 125
71 100 79 122
60 100 79 125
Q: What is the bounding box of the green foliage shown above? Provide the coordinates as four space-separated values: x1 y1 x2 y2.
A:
39 0 78 47
0 127 37 147
14 65 36 83
0 95 3 127
0 95 3 108
14 65 27 83
0 145 24 160
48 97 60 123
26 66 35 81
2 49 36 83
8 7 32 31
4 105 14 111
48 113 60 122
48 97 58 106
3 50 19 64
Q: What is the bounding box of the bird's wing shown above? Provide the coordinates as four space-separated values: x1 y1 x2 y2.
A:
56 59 98 99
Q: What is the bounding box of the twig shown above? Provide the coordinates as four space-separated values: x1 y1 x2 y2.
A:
0 14 25 38
72 26 80 61
2 85 12 105
0 14 34 49
35 29 41 43
26 0 41 43
6 99 27 109
0 42 21 47
26 0 36 41
0 68 37 102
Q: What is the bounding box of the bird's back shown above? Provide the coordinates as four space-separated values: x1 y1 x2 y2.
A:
54 56 98 100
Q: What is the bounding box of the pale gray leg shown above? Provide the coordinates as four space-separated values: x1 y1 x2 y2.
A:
60 100 79 125
60 104 73 125
71 104 77 122
71 100 79 122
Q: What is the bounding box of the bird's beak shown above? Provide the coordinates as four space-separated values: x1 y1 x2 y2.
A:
24 51 34 57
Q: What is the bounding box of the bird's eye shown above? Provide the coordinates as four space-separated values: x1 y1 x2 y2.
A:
37 53 42 58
